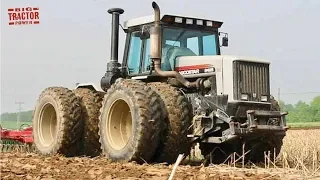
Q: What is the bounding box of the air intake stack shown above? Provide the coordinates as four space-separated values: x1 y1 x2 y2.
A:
101 8 124 91
108 8 124 62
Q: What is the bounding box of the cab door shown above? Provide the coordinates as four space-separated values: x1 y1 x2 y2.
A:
126 31 143 74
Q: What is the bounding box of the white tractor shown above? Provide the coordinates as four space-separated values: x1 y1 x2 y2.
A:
32 1 288 164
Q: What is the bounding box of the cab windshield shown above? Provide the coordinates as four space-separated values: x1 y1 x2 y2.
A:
160 27 219 70
127 27 219 74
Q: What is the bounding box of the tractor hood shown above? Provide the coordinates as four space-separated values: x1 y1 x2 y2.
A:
174 55 270 78
174 55 271 101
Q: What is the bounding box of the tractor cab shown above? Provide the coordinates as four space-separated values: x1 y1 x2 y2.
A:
122 15 228 76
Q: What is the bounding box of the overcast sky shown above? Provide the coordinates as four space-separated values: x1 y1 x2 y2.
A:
1 0 320 113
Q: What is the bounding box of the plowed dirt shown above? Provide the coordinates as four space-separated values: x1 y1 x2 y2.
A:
0 152 317 180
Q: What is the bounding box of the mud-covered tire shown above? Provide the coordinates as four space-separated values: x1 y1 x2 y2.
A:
74 88 104 157
98 79 163 163
148 82 192 164
32 87 82 156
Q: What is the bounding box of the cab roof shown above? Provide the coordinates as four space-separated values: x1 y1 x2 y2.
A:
123 14 223 30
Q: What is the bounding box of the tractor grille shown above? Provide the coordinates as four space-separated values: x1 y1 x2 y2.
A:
233 60 270 102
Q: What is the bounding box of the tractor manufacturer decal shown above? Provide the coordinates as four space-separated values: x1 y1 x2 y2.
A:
8 7 40 26
176 64 215 75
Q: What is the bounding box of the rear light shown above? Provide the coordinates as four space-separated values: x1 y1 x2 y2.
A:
161 16 174 23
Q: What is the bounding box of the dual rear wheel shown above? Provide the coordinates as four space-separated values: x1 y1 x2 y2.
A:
32 79 191 164
98 79 163 163
32 87 83 156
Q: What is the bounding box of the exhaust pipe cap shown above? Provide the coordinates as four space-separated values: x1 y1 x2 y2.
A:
152 1 159 9
107 8 124 14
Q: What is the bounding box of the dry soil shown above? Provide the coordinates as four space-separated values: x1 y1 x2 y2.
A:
1 152 318 180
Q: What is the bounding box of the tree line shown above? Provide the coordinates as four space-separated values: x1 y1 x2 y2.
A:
279 95 320 122
0 110 33 122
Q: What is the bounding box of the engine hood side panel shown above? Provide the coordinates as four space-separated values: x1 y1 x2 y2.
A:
175 56 224 95
175 55 271 102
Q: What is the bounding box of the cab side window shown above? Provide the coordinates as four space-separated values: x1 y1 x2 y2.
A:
143 38 151 72
127 32 142 74
203 35 217 55
187 37 199 55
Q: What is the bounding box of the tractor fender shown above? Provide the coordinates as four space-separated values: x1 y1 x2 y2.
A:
75 83 104 92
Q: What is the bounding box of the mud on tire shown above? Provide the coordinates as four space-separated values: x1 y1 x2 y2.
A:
74 88 104 157
32 87 83 156
148 82 192 164
98 79 163 163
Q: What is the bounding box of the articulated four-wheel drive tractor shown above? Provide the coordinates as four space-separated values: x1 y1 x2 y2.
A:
31 2 288 164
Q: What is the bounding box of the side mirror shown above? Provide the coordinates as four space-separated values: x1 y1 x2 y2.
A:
222 36 228 47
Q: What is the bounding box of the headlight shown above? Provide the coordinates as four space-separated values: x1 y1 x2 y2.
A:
261 95 268 102
206 21 213 26
186 19 193 24
241 94 248 101
175 17 183 23
196 20 203 25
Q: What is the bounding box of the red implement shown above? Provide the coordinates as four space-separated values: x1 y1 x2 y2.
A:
0 125 33 144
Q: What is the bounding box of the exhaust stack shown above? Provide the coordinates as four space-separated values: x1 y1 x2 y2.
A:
150 2 199 88
150 2 161 60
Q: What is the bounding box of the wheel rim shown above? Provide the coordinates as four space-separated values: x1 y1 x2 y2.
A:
107 99 132 150
39 103 58 147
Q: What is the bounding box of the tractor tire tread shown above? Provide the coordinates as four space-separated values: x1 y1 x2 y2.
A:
98 78 163 163
33 87 83 156
148 82 192 163
74 88 104 157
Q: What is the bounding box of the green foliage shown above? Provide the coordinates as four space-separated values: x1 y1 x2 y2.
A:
287 122 320 128
0 110 33 122
280 95 320 122
1 121 32 129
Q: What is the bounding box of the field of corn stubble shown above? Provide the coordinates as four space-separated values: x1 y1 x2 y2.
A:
1 129 320 180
